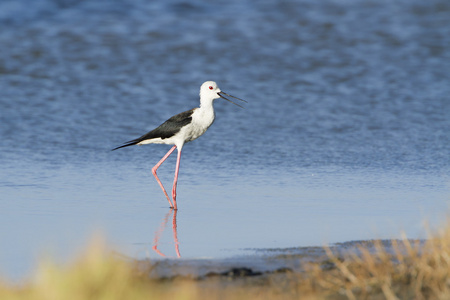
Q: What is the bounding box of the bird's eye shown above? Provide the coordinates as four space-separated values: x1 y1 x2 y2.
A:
209 86 213 90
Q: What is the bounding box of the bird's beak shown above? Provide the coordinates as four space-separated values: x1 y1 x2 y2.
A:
217 92 248 109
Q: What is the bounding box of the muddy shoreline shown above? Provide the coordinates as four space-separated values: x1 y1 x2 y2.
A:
142 239 422 281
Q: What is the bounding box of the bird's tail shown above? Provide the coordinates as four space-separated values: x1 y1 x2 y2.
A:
111 139 140 151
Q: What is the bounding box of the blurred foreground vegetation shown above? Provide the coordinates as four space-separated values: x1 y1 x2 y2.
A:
2 223 450 300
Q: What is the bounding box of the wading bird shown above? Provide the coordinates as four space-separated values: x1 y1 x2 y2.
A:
112 81 246 210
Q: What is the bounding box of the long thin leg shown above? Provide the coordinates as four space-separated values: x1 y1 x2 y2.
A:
171 148 182 210
152 145 177 208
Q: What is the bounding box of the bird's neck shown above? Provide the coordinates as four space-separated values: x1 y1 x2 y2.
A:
197 99 216 124
199 99 215 111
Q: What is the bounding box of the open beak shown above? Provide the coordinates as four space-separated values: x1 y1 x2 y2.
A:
217 91 248 108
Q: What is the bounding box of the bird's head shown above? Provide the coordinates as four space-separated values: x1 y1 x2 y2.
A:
199 81 221 102
199 81 247 108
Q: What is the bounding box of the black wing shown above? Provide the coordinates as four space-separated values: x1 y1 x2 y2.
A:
112 108 195 151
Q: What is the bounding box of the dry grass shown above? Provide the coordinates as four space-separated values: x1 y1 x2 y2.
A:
302 222 450 299
2 222 450 299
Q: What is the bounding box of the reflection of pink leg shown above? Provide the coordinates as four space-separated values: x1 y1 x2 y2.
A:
172 209 181 258
152 208 181 258
171 148 182 210
152 209 173 257
152 145 177 208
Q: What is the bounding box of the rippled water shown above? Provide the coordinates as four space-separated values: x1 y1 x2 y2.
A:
1 0 449 280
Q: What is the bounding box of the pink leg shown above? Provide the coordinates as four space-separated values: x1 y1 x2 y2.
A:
152 145 177 208
171 148 182 210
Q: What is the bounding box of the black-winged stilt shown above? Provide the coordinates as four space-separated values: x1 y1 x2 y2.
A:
113 81 246 210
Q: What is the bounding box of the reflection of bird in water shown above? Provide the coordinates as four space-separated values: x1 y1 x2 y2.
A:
113 81 246 210
152 208 180 258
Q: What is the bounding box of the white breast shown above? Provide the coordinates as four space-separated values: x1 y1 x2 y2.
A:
183 106 215 143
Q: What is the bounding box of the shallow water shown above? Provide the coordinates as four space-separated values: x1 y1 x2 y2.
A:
0 0 449 280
